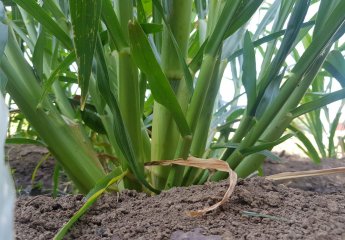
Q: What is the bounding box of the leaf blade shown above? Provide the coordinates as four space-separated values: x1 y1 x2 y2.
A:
69 0 102 109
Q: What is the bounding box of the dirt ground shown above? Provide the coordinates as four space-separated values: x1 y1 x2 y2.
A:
6 145 72 196
10 145 345 239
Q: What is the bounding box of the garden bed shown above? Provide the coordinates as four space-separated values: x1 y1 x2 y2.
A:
11 145 345 239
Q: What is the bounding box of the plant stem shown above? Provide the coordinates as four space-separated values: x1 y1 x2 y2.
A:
2 30 105 193
116 0 143 190
151 0 193 189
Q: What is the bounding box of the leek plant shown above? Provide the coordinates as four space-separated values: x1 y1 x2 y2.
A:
292 49 345 160
0 0 345 195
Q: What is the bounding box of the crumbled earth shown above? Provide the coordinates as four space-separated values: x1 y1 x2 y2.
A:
6 144 72 196
264 154 345 193
12 145 345 239
15 178 345 240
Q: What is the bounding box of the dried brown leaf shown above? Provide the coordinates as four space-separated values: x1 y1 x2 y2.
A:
266 167 345 181
145 156 238 217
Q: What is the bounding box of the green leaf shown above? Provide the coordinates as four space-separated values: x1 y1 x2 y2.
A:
291 88 345 118
255 0 311 111
253 0 280 39
140 23 163 34
95 35 159 194
244 134 295 155
80 108 106 134
6 137 46 146
328 110 342 157
289 125 321 164
32 28 46 80
204 0 242 56
151 0 194 94
226 20 315 62
255 69 285 118
0 1 8 59
84 167 123 200
128 20 191 137
101 0 128 50
242 31 256 115
323 50 345 88
224 0 264 38
136 0 147 23
54 170 127 240
12 0 73 50
0 69 8 94
38 51 76 106
258 150 282 162
31 152 50 185
69 0 102 109
211 134 294 156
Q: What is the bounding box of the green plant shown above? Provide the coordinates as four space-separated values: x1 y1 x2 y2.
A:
292 49 345 160
1 0 345 196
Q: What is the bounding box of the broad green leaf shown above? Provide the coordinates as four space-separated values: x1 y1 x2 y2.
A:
128 20 191 137
69 0 102 109
242 31 256 115
12 0 72 50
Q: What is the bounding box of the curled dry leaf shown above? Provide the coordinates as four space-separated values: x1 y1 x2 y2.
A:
145 156 238 217
266 167 345 181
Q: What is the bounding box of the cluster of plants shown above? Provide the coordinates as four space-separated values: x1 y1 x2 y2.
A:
1 0 345 191
1 0 345 236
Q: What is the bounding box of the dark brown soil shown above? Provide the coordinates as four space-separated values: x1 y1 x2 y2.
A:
12 145 345 239
264 154 345 193
6 144 71 196
15 178 345 240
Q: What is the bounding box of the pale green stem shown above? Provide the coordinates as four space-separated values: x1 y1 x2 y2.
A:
151 0 193 189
